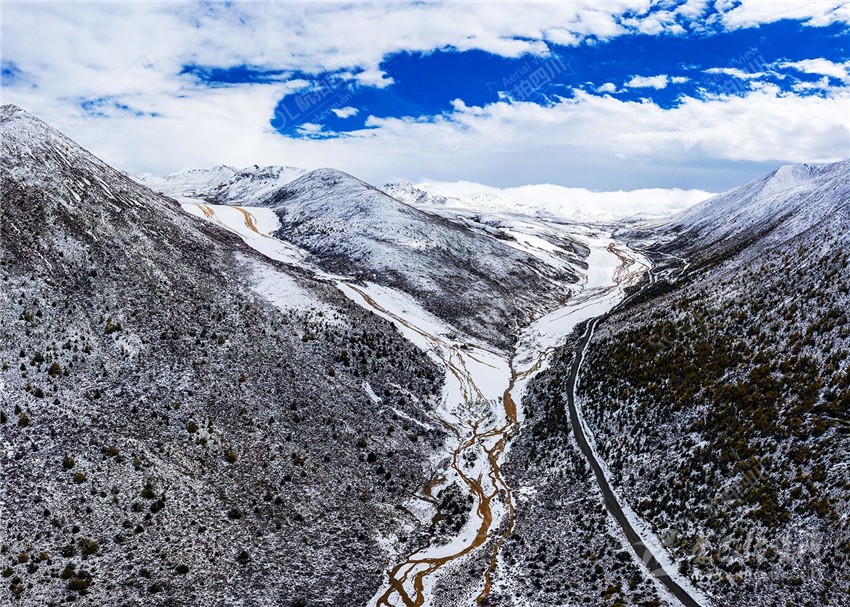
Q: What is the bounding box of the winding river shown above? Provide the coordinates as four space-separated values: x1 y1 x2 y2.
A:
355 233 651 607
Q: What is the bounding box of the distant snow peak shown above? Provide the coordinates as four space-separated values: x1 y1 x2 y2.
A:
138 163 308 205
384 179 713 223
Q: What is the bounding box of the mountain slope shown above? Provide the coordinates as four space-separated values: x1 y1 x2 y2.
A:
668 160 850 265
0 105 444 606
240 167 586 349
566 160 850 606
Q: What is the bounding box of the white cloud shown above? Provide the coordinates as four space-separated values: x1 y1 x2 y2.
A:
597 82 618 93
705 67 766 80
412 179 713 220
354 69 395 89
331 106 359 119
718 0 850 29
623 74 688 90
297 123 323 134
625 74 671 89
675 0 711 20
1 1 848 194
5 72 847 194
792 76 835 92
778 58 850 82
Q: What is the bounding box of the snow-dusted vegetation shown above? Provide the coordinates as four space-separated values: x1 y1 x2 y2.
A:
578 161 850 606
0 105 445 606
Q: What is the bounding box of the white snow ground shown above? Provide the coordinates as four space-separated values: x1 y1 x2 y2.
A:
181 201 307 267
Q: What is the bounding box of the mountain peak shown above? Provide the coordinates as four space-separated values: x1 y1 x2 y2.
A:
260 167 395 211
769 159 849 186
670 158 849 257
1 104 53 135
1 103 106 179
298 167 365 185
0 103 27 118
139 163 308 204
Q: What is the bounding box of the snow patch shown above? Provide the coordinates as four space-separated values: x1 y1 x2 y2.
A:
242 255 339 320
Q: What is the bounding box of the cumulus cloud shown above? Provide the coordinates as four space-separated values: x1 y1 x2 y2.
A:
624 74 688 89
705 67 767 80
625 75 669 89
331 106 359 119
718 0 850 29
778 58 850 82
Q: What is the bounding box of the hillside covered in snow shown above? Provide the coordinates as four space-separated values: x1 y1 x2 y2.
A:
566 159 850 606
0 105 447 606
145 165 595 349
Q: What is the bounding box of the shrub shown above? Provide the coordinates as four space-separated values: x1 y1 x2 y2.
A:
62 455 75 470
67 575 91 592
79 538 99 556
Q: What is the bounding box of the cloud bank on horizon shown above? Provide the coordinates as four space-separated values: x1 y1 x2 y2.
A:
1 0 848 207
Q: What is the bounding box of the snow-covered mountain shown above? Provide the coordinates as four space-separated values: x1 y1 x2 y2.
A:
382 180 456 208
155 166 590 349
4 103 848 607
670 159 850 257
385 178 713 223
139 163 307 204
0 104 445 606
563 157 850 607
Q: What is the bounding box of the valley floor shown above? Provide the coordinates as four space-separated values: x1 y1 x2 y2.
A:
181 201 694 606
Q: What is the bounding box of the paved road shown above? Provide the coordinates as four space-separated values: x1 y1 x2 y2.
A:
566 316 704 607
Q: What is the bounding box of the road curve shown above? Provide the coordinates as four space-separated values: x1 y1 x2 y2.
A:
566 316 704 607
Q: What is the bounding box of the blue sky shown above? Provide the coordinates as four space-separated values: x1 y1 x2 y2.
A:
212 19 847 138
1 1 849 201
